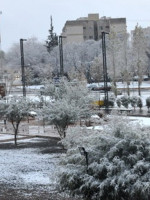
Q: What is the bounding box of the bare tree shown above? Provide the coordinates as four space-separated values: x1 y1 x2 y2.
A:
131 24 147 96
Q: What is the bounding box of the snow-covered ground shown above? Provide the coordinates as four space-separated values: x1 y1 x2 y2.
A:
87 81 150 89
128 116 150 127
0 137 63 192
87 115 150 130
0 134 24 141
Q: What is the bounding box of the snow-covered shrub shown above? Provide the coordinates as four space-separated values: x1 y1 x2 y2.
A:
111 83 118 97
108 94 115 107
58 116 150 200
146 96 150 111
90 115 102 125
137 97 143 111
130 96 138 110
120 95 130 108
116 97 121 108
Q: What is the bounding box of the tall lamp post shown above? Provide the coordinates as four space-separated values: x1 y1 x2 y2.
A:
59 36 66 77
0 11 2 51
102 31 109 113
20 38 27 97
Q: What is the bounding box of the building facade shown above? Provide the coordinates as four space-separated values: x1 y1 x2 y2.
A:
61 14 127 44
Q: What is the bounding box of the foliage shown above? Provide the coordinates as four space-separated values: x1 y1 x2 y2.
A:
45 16 58 53
130 96 138 110
5 37 52 84
137 97 143 110
116 97 121 107
132 24 148 96
108 94 115 107
39 80 92 138
120 95 130 108
0 101 8 118
0 97 32 145
58 116 150 200
146 96 150 111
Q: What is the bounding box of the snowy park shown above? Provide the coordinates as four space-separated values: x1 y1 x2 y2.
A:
1 6 150 199
0 78 150 200
0 111 150 199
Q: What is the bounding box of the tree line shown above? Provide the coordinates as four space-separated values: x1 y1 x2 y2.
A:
0 24 150 96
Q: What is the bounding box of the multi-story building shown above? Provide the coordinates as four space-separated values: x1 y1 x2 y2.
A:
61 13 127 44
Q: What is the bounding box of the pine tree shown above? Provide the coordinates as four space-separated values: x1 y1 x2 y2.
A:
45 16 58 53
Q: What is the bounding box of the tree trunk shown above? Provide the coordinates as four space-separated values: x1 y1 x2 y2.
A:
127 82 130 96
14 129 18 146
12 122 19 146
138 80 141 96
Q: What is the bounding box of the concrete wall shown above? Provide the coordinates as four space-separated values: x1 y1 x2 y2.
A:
61 14 127 44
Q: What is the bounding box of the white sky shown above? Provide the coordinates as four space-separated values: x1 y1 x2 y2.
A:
1 0 150 52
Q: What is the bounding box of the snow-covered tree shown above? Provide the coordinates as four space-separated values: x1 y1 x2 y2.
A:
0 97 31 145
121 69 132 96
107 28 127 86
5 37 52 84
45 16 58 53
131 24 147 96
39 80 92 138
58 115 150 200
90 56 103 83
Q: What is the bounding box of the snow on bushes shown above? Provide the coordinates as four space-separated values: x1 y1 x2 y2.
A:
57 116 150 200
130 96 138 110
146 96 150 111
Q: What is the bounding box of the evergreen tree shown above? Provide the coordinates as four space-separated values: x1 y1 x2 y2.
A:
45 16 58 53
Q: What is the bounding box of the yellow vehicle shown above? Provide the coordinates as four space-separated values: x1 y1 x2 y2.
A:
90 91 105 107
92 100 104 107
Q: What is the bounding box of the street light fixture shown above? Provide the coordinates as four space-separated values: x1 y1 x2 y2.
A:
20 38 27 97
78 147 89 173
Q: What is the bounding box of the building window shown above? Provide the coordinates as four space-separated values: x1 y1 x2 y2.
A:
89 36 93 39
83 27 86 29
99 26 103 30
105 26 109 29
84 36 86 39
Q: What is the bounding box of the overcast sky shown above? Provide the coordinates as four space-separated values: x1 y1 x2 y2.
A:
1 0 150 52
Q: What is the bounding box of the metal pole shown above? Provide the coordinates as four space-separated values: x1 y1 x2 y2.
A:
102 32 109 113
0 11 2 51
59 36 63 77
59 36 66 77
20 39 27 97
